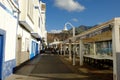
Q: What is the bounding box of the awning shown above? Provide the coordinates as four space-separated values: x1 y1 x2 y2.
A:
31 32 41 41
83 30 112 43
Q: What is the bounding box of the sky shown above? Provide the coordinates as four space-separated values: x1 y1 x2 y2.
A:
42 0 120 33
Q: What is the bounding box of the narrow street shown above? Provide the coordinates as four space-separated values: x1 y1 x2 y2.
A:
6 54 87 80
6 53 113 80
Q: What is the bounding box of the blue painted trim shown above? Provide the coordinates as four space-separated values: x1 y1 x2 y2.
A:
0 2 17 18
0 2 6 10
3 59 16 80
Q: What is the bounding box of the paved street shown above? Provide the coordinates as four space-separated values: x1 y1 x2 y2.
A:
6 54 86 80
6 53 113 80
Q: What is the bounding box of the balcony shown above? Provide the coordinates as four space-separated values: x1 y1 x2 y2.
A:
19 0 34 32
19 18 34 32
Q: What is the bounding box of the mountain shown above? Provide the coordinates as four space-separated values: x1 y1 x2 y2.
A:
68 25 92 35
47 25 93 43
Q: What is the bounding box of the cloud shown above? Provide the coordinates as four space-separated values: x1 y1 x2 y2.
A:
50 30 62 33
54 0 85 12
71 18 79 22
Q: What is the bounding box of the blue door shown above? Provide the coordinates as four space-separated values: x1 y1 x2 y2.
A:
0 35 3 79
36 43 38 55
30 41 34 59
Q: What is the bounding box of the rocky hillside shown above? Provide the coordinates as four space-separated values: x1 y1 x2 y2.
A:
47 25 93 43
68 25 92 35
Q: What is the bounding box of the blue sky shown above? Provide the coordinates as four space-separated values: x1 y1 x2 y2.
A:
42 0 120 32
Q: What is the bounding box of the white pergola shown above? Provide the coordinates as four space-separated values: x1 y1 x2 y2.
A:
49 41 63 45
62 17 120 80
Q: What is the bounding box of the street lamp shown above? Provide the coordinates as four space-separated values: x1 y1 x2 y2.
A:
63 22 75 37
63 22 76 66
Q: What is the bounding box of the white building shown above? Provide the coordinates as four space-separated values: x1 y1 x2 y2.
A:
0 0 19 80
39 2 47 46
0 0 47 79
16 0 47 66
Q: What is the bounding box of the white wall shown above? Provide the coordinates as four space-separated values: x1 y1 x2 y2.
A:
0 6 17 61
17 25 31 52
40 1 47 44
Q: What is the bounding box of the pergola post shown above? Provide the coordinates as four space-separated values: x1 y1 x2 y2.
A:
69 43 72 61
64 45 66 56
79 40 84 66
60 43 63 55
93 42 96 55
73 44 76 66
112 19 120 80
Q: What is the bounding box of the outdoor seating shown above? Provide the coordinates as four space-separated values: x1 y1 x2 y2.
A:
83 55 113 69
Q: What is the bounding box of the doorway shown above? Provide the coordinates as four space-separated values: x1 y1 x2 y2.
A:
0 35 3 79
16 37 22 66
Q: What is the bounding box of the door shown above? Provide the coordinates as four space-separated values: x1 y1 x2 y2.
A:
16 37 22 66
30 41 35 58
36 43 38 55
0 35 3 79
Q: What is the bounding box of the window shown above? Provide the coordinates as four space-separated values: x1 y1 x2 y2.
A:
27 0 33 22
84 44 90 55
41 4 46 11
25 38 29 52
38 17 40 28
96 41 112 56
